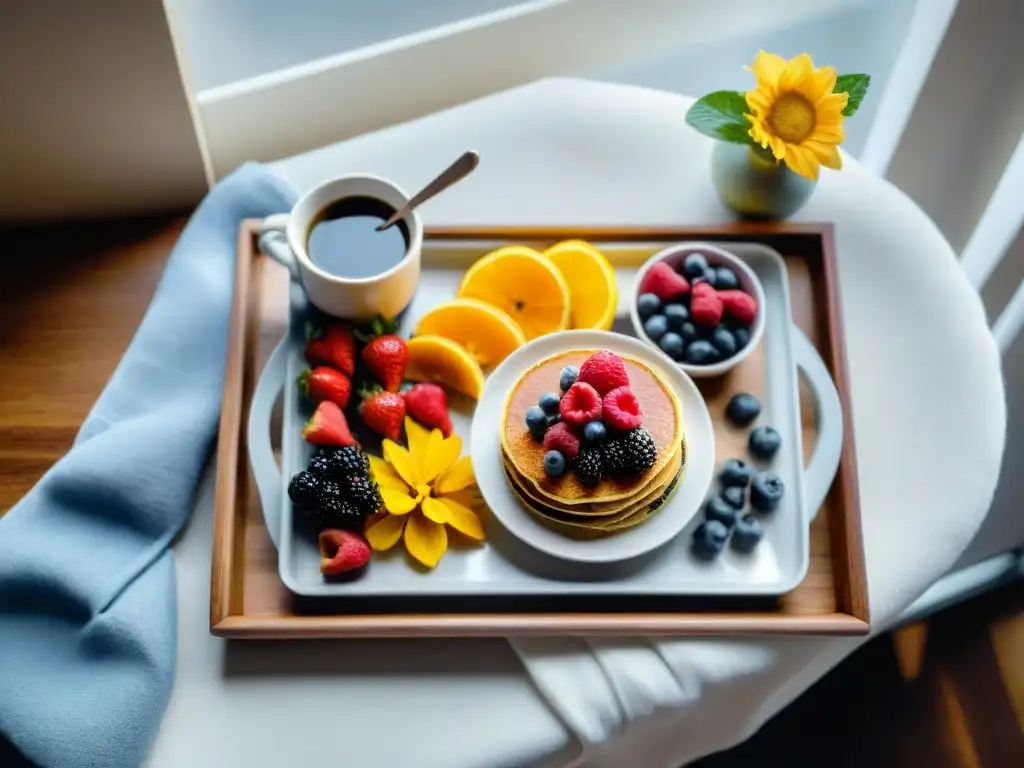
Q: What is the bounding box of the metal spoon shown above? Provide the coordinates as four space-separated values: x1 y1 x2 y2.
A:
377 150 480 231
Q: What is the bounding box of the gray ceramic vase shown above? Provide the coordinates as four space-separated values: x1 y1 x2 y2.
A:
711 142 816 219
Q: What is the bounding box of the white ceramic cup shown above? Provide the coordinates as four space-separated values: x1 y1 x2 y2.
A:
258 174 422 319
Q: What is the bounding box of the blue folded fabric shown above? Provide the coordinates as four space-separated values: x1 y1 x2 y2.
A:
0 164 296 768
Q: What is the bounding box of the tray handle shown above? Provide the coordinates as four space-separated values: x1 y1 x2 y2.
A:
791 326 844 521
246 338 289 549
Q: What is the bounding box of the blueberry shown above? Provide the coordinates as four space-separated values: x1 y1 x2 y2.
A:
663 303 689 330
539 392 561 416
720 458 755 487
658 331 685 361
680 321 699 342
637 293 661 319
704 495 739 527
711 327 737 357
543 450 566 477
691 520 729 560
644 314 669 342
731 514 765 553
723 485 745 509
750 471 785 511
703 265 718 286
546 414 561 427
583 420 606 443
684 339 717 365
725 393 761 426
715 267 739 290
525 406 547 440
559 365 580 392
733 327 751 350
749 426 782 459
682 253 710 280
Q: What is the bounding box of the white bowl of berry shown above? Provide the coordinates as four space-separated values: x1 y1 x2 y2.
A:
629 243 766 378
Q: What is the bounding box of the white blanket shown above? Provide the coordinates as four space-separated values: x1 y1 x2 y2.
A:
264 78 1005 767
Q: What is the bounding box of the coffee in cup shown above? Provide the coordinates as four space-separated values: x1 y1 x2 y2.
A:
258 174 422 320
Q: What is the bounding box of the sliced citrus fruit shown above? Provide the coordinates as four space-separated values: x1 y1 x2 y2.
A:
414 298 526 370
543 239 618 330
457 245 570 340
405 335 486 400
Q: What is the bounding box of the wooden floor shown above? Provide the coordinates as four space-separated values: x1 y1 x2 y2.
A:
695 582 1024 767
0 215 184 512
0 215 1021 767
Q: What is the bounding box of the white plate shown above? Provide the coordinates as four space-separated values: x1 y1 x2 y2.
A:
471 330 714 565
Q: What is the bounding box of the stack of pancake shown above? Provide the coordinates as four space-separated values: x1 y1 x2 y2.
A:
500 349 685 538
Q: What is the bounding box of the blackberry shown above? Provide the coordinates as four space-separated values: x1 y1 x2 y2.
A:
317 496 364 530
307 453 332 477
328 445 370 477
317 479 343 508
576 447 603 487
287 470 320 506
342 474 383 515
603 428 658 477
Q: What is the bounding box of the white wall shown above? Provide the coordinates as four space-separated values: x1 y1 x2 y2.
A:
596 0 917 158
0 0 208 221
170 0 520 91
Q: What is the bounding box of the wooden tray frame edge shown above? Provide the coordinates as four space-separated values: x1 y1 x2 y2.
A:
210 220 869 638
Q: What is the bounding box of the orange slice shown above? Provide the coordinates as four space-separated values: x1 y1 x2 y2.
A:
544 239 618 330
457 246 570 340
405 335 486 400
414 298 526 370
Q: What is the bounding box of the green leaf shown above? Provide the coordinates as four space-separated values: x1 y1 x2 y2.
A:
685 91 753 144
835 74 870 117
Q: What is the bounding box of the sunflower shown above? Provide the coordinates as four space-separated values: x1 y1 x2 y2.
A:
744 51 849 181
364 417 485 567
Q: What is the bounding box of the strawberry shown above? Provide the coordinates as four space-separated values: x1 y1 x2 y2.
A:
361 334 408 392
577 350 630 395
360 390 406 441
318 529 371 575
603 386 643 431
690 282 724 327
403 382 452 437
559 382 603 427
717 290 758 326
542 422 580 460
304 322 356 376
302 401 358 447
297 366 351 408
638 262 690 302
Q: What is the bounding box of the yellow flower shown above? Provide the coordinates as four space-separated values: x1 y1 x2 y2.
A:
364 417 484 567
744 51 849 181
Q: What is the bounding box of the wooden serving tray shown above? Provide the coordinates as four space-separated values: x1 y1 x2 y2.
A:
211 222 867 638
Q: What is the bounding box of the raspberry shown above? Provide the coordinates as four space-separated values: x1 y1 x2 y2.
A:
602 386 643 431
690 282 724 327
559 382 602 427
717 290 758 326
542 422 580 460
577 350 629 395
638 261 690 302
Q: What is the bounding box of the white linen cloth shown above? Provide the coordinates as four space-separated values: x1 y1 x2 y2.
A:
148 79 1004 768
